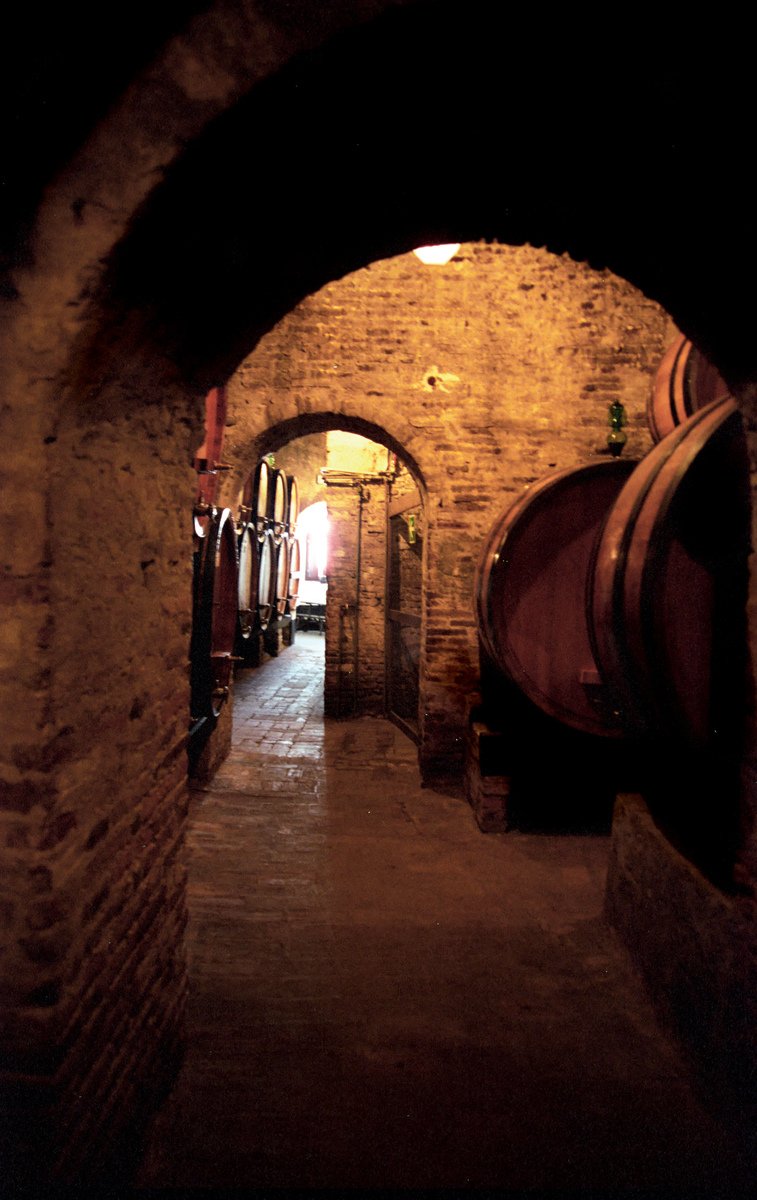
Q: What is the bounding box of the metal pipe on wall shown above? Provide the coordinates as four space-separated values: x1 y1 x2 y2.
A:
353 484 367 715
337 602 349 718
321 473 381 719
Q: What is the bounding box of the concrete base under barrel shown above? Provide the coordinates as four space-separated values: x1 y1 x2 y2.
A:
189 687 235 782
464 708 511 831
606 793 757 1110
263 614 294 658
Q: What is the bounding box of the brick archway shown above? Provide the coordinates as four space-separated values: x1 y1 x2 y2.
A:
233 412 426 500
225 412 426 734
95 8 757 393
2 3 757 1184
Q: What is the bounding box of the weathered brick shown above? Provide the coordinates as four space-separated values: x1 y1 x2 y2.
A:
224 243 669 771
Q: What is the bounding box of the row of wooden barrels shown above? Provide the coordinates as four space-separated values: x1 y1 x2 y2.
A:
476 338 748 750
191 460 302 723
191 336 740 742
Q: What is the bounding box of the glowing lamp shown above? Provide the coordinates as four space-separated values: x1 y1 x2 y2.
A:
412 243 461 265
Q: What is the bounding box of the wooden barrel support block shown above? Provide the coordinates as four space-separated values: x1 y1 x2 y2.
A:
476 459 637 736
590 398 749 745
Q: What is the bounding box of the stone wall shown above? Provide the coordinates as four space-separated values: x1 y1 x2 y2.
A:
606 794 757 1105
222 241 672 775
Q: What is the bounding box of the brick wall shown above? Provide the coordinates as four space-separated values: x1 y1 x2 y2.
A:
1 2 755 1185
222 241 672 775
0 379 194 1181
321 434 390 717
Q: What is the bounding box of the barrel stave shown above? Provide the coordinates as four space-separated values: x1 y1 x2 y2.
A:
476 460 637 737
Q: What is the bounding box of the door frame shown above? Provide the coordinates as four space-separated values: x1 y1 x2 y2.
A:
385 485 423 743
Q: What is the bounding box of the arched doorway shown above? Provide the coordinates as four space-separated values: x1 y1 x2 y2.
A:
3 4 757 1183
221 422 426 731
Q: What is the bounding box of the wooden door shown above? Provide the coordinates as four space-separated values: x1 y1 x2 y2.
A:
385 487 423 742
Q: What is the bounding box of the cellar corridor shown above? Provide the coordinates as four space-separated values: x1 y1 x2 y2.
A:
136 633 753 1193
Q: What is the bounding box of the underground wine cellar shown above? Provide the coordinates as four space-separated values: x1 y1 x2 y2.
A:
2 4 757 1190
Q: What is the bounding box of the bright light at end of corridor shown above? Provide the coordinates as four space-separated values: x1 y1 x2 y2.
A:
299 500 329 580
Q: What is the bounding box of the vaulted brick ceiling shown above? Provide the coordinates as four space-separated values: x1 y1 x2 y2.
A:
7 4 756 386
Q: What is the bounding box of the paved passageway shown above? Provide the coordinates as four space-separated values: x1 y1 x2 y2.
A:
138 633 753 1192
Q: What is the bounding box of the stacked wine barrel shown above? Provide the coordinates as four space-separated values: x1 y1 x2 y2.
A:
647 333 730 442
478 422 747 747
191 505 240 723
237 459 301 637
477 459 638 740
475 338 749 849
190 458 303 722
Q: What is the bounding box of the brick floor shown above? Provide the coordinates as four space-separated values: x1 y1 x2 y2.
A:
137 631 755 1192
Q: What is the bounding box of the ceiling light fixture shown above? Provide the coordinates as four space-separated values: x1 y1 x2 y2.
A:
412 243 461 265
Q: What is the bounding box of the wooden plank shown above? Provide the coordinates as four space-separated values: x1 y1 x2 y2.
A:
388 487 421 517
387 608 422 628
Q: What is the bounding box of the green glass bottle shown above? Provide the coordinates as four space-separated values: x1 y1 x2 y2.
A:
607 400 627 456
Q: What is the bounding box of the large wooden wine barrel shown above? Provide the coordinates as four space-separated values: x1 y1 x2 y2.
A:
237 523 259 639
648 334 730 442
257 530 275 630
286 474 300 534
269 469 289 545
274 537 290 617
476 459 637 737
287 536 302 614
191 506 239 720
589 398 749 746
240 459 270 540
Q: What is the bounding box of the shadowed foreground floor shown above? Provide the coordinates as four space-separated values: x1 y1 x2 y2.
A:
137 632 755 1194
